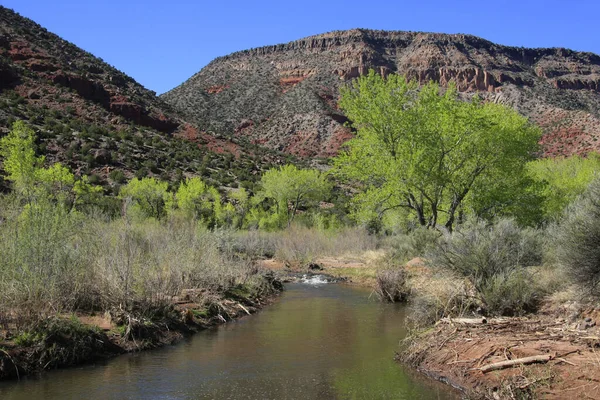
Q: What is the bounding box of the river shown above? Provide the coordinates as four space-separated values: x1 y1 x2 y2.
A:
0 282 457 399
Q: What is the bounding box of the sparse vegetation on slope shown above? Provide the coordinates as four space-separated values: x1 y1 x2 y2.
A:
162 28 600 159
0 6 287 193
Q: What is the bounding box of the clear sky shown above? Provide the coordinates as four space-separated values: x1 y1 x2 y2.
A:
3 1 599 95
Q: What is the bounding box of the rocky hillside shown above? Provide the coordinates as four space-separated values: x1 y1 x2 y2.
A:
0 6 285 193
162 29 600 158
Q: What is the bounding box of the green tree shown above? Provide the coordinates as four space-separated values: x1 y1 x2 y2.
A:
334 72 541 231
229 187 251 229
172 177 222 226
259 164 330 228
1 121 100 209
119 177 171 219
0 120 43 200
527 153 600 220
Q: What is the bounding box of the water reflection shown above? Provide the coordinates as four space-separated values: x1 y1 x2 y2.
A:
0 284 457 399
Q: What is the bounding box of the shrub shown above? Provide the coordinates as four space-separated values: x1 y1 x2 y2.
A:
428 218 543 316
481 269 540 316
553 178 600 295
407 272 477 327
109 169 127 184
374 268 409 302
383 227 441 263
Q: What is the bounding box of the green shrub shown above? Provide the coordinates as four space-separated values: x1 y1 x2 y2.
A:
553 178 600 295
383 227 441 263
109 169 127 184
481 270 540 316
428 218 543 315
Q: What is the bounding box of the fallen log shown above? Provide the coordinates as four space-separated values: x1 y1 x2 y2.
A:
474 354 553 373
581 336 600 341
440 317 488 325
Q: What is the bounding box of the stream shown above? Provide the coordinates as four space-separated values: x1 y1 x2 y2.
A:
0 282 457 399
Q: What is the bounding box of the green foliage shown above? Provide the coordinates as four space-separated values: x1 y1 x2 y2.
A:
334 72 541 231
258 164 331 228
428 219 543 315
553 177 600 295
119 177 171 220
0 120 43 196
0 121 101 211
109 169 127 184
528 153 600 220
172 177 224 227
229 187 251 229
14 330 43 347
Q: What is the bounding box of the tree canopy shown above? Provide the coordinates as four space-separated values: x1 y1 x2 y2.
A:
258 164 330 228
527 153 600 220
333 72 541 231
0 121 101 208
120 177 171 220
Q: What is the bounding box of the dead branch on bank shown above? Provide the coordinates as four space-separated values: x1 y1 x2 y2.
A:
473 350 580 373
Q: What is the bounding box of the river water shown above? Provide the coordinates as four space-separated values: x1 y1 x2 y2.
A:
0 282 457 399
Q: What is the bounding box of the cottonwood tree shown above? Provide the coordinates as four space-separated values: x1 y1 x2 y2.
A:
334 71 540 231
258 164 330 228
172 177 224 227
0 121 101 208
527 153 600 220
119 177 171 220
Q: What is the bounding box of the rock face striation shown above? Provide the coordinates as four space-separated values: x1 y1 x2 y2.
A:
162 29 600 158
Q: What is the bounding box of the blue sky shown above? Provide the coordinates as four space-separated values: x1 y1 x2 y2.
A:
3 1 599 95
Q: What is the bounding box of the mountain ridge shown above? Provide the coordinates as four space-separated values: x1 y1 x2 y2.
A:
0 6 285 192
162 28 600 158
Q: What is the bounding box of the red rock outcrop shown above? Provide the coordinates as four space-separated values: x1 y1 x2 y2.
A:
162 29 600 158
0 8 185 135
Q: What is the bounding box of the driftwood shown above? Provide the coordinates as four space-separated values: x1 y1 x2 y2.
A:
474 350 579 373
238 303 251 315
440 317 488 325
475 354 553 373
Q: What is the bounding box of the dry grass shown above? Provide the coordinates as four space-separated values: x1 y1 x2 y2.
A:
406 267 478 327
327 266 379 285
374 268 409 302
0 204 263 323
232 225 380 266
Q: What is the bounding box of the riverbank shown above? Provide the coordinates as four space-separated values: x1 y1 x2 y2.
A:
0 271 283 381
262 255 600 399
400 306 600 399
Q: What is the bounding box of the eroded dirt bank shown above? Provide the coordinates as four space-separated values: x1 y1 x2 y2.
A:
401 307 600 399
0 274 283 381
